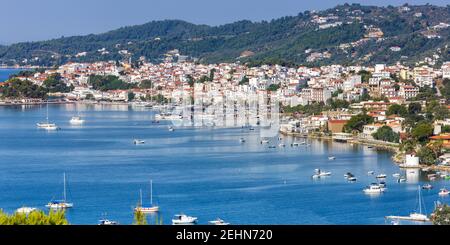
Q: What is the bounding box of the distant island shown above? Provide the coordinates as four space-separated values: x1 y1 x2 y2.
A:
0 4 449 67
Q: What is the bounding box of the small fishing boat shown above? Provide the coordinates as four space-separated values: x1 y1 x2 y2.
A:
378 181 387 188
98 219 119 225
69 116 84 125
168 126 175 132
268 145 276 149
249 127 255 131
328 156 336 160
368 171 375 175
439 188 450 196
260 139 269 144
376 174 387 179
397 177 407 183
134 139 145 145
363 184 385 194
239 138 246 143
291 142 300 147
347 177 357 182
279 143 286 147
312 169 331 178
422 184 433 190
172 214 198 225
208 218 230 225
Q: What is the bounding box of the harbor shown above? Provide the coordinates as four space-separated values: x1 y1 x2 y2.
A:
0 104 448 225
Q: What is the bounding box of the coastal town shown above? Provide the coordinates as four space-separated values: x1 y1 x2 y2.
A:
2 52 450 173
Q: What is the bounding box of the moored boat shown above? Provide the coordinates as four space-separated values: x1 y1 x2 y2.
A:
172 214 198 225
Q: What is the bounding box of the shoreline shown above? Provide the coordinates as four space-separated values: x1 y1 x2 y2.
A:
281 131 450 173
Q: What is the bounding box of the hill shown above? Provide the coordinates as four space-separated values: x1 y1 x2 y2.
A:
0 4 449 67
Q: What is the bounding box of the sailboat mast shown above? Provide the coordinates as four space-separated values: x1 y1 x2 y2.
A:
150 180 153 205
139 189 143 206
418 185 422 214
63 173 67 202
46 102 49 123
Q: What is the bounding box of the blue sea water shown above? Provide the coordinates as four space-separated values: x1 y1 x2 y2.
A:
0 69 23 82
0 104 448 225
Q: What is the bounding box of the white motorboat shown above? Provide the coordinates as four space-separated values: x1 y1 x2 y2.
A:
376 174 387 179
363 184 385 194
439 188 449 196
422 184 433 190
367 171 375 175
134 139 145 145
347 177 357 182
328 156 336 160
378 181 387 188
239 138 246 143
16 207 37 215
392 173 401 178
168 126 175 132
260 139 269 144
134 180 159 214
172 214 198 225
312 169 331 178
279 143 286 147
208 218 230 225
46 173 73 210
98 219 119 225
291 142 300 147
69 116 85 125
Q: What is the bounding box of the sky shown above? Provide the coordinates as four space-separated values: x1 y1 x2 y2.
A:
0 0 448 44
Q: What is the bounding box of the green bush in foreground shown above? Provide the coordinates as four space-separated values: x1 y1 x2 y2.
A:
0 209 68 225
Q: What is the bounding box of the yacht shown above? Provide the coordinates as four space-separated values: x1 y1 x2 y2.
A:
69 116 85 125
37 103 59 130
98 219 119 225
439 188 449 196
134 180 159 213
172 214 198 225
363 184 385 194
422 184 433 190
386 186 430 222
134 139 145 145
16 207 37 215
46 173 73 209
208 218 230 225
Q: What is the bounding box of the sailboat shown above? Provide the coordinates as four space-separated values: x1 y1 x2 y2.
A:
46 173 73 209
385 185 429 222
37 102 59 130
134 180 159 213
